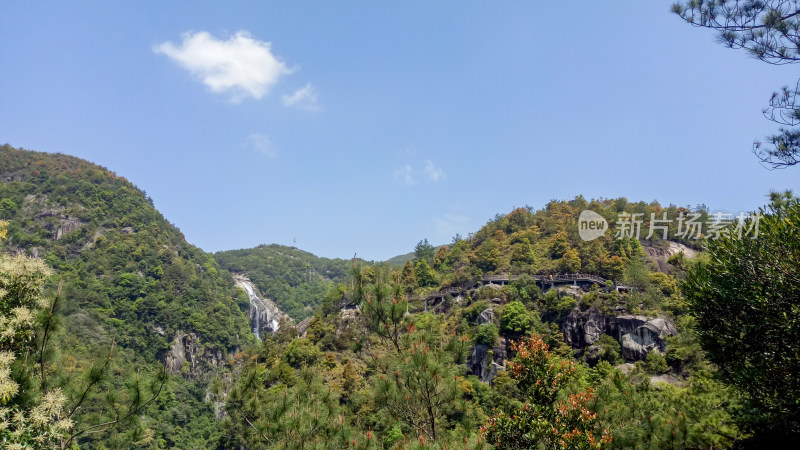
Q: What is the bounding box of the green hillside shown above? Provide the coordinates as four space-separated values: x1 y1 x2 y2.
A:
0 144 253 448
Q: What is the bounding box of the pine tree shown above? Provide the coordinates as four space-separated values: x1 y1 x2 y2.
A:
673 1 800 167
683 194 800 440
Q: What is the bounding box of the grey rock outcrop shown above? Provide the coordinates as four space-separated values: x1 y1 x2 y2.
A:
476 307 494 325
642 241 697 273
616 315 678 360
468 337 506 383
562 309 614 348
562 309 678 361
164 331 224 378
53 216 81 240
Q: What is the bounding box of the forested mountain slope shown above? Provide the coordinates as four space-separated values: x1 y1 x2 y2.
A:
0 144 253 447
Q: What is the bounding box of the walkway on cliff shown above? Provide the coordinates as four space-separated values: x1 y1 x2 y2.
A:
424 272 633 303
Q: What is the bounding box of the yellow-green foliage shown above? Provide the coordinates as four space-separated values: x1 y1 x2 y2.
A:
0 222 73 448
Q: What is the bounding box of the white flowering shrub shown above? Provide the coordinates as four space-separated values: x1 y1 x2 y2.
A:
0 221 73 448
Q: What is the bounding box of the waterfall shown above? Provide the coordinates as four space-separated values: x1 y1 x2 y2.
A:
252 303 260 340
240 280 263 340
234 275 285 340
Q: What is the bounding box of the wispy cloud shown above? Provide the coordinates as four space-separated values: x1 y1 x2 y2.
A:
245 133 276 157
393 165 415 185
393 159 446 186
423 160 446 183
154 31 293 102
433 214 469 236
282 83 321 111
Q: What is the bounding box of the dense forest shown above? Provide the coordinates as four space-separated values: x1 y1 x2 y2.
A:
2 144 799 448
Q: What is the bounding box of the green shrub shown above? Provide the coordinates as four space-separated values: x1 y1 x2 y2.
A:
500 301 531 336
475 323 498 347
284 338 322 368
645 350 668 374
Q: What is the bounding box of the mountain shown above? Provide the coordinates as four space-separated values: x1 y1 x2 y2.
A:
0 144 253 447
216 196 750 448
383 250 415 266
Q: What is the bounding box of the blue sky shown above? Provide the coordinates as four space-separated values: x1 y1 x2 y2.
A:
1 1 798 261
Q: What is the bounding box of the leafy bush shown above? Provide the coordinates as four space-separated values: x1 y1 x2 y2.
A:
284 338 322 368
474 323 498 347
499 301 531 336
645 350 668 374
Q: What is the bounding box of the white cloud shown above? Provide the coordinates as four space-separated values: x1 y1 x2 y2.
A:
282 83 321 111
433 214 469 236
393 165 415 185
245 133 276 157
154 31 293 102
423 160 446 183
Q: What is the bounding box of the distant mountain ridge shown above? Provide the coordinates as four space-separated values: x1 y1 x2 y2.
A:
215 243 356 321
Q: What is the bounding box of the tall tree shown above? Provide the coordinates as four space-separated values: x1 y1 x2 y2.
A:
400 260 417 291
673 1 800 167
682 192 800 441
414 239 436 263
415 259 437 288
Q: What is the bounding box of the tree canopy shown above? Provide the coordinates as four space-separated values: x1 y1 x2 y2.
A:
683 191 800 441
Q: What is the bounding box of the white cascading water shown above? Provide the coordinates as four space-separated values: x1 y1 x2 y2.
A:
240 281 263 339
252 303 261 340
237 279 280 340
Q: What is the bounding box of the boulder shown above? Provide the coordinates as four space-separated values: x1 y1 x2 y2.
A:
476 307 494 325
467 337 507 384
562 310 678 361
562 309 613 348
468 344 490 380
616 315 677 360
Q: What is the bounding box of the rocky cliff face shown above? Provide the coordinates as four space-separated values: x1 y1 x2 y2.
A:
468 337 507 383
642 241 697 272
562 308 678 360
563 309 616 348
164 331 225 378
233 274 286 340
616 315 678 360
